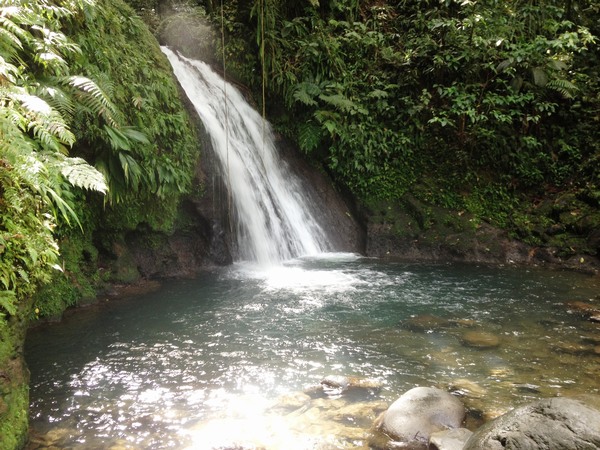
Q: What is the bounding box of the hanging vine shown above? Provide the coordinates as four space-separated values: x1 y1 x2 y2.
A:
220 0 233 234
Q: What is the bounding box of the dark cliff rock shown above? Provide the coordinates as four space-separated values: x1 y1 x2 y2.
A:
364 196 600 274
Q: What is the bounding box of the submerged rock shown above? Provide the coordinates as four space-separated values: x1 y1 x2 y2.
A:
376 387 465 449
330 400 388 424
319 375 382 396
447 378 487 399
461 331 500 349
552 341 594 355
271 391 311 411
463 397 600 450
403 314 452 332
566 300 600 316
429 428 473 450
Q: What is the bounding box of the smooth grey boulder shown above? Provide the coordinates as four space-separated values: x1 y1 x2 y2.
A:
377 387 465 448
463 397 600 450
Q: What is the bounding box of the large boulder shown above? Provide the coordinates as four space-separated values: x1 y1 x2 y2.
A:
377 387 465 448
463 397 600 450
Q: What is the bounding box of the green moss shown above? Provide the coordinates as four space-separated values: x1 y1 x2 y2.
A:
68 0 200 232
0 306 33 450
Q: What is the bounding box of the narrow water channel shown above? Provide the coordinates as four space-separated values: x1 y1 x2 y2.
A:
26 255 600 449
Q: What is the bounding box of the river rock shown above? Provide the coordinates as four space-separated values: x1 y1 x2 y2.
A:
447 378 487 399
331 400 388 423
320 375 382 396
404 314 452 332
272 391 311 411
463 397 600 450
461 330 500 349
552 341 593 355
429 428 473 450
566 300 600 316
377 387 465 448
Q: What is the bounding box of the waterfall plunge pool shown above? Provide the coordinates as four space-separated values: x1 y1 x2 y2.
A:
26 255 600 449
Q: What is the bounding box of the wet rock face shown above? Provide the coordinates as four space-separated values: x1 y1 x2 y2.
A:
377 387 465 448
463 397 600 450
275 135 366 254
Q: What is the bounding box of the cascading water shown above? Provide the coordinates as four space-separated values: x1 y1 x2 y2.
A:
162 47 330 264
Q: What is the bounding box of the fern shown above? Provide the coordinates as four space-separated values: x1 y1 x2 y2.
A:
13 91 76 151
293 81 320 106
0 290 17 317
68 75 119 126
297 121 322 153
34 84 76 118
318 93 359 113
546 78 578 99
56 155 108 194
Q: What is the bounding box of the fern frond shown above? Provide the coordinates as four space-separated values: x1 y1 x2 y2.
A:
40 184 81 229
546 78 578 99
0 14 29 52
34 83 75 118
56 155 108 194
15 92 52 115
318 93 357 112
67 75 118 126
298 121 322 153
293 81 321 106
14 92 76 150
0 54 18 83
367 89 389 99
0 290 17 317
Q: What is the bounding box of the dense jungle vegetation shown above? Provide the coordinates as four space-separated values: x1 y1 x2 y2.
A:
0 0 197 446
156 0 599 256
0 0 599 447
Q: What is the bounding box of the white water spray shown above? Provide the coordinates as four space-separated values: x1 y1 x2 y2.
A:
162 47 330 264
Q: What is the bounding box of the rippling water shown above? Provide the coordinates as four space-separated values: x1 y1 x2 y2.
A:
26 255 600 449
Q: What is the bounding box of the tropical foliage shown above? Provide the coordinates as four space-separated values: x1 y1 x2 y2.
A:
0 0 110 318
1 0 199 442
68 0 198 216
207 0 599 249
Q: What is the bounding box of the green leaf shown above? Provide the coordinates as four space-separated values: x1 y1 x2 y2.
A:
298 121 322 153
318 93 356 112
0 290 17 316
59 156 108 194
531 67 548 87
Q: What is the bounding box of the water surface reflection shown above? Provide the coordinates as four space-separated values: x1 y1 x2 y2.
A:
26 256 600 448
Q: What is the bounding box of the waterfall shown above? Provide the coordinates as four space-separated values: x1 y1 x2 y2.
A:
162 47 331 264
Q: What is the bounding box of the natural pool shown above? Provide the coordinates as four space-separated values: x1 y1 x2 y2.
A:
26 255 600 449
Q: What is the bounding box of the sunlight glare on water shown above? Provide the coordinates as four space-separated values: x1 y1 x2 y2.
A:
26 257 600 449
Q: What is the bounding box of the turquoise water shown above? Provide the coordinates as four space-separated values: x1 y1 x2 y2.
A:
26 255 600 449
